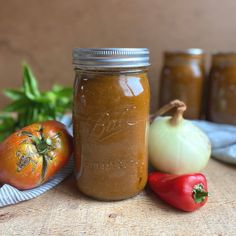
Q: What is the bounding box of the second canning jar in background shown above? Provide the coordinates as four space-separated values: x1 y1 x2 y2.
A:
159 49 205 119
207 53 236 125
72 48 150 201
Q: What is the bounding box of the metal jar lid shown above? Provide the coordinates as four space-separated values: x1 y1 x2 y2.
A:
72 48 150 69
165 48 205 56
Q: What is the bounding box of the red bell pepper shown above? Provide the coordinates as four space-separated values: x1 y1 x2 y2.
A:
148 172 208 212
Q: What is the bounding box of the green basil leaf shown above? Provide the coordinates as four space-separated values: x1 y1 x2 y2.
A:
52 84 63 92
39 91 56 103
0 112 13 119
33 96 51 103
0 114 16 141
4 89 25 100
52 86 73 97
23 62 41 99
3 98 30 112
1 62 73 135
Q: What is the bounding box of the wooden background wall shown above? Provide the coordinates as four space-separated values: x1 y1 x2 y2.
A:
1 0 236 112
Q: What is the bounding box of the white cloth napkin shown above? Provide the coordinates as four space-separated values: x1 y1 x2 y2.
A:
1 116 235 207
193 120 236 165
0 115 73 207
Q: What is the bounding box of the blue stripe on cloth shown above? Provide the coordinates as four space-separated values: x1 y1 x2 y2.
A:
0 115 74 207
0 158 74 207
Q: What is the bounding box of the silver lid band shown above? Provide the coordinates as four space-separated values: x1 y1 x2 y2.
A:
73 48 150 69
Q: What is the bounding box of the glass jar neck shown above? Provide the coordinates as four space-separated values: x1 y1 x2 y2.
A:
74 66 148 75
164 53 204 66
212 53 236 67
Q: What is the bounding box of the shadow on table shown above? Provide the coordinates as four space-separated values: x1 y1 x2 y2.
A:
54 173 207 214
212 158 236 170
144 186 189 215
53 174 96 202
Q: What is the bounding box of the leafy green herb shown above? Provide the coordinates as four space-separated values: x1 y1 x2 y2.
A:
0 62 73 142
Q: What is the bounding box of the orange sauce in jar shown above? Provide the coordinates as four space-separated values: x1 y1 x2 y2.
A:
72 48 150 200
159 49 205 119
207 53 236 124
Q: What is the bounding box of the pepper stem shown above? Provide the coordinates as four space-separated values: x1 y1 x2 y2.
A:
150 100 187 125
193 183 208 203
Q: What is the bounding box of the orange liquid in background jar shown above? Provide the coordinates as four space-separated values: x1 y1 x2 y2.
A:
207 53 236 125
159 49 205 119
72 48 150 201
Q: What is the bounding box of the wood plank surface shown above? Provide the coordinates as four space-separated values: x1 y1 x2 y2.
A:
0 159 235 236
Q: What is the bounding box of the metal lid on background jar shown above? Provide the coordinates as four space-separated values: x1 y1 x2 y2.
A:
164 48 205 65
72 48 150 69
165 48 205 55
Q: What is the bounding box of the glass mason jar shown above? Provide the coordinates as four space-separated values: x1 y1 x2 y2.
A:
207 53 236 124
159 49 205 119
72 48 150 201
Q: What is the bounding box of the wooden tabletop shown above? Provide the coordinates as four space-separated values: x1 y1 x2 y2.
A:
0 159 235 236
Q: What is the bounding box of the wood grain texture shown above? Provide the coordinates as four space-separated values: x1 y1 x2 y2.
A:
0 159 235 236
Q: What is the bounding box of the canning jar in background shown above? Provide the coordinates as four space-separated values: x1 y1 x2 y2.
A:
159 49 205 119
72 48 150 201
207 53 236 125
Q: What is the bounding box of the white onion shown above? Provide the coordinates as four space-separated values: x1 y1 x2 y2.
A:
149 100 211 174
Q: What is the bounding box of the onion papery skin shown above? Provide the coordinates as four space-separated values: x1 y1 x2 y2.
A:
149 117 211 174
